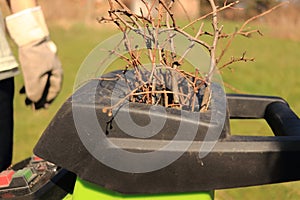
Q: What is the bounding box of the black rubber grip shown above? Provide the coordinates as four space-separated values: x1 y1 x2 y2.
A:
265 102 300 136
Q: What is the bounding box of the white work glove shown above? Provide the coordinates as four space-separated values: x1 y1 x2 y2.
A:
6 6 63 109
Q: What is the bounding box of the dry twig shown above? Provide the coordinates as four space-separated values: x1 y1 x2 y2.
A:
98 0 284 113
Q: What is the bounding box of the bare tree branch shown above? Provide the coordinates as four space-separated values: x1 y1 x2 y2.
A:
99 0 283 112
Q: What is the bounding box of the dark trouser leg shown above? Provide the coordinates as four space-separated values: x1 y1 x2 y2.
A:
0 77 14 171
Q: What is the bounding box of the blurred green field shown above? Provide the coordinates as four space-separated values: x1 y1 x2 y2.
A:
11 22 300 200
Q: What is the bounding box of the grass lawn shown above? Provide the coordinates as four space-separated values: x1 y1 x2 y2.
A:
11 22 300 199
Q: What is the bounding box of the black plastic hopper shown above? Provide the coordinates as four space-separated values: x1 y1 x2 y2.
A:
34 73 300 194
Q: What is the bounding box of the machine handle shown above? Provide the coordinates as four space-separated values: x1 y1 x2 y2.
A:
265 102 300 136
227 94 286 119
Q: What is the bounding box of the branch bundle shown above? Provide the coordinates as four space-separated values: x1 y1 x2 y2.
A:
97 0 286 114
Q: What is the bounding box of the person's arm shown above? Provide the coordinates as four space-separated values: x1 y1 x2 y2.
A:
7 0 37 13
5 0 63 109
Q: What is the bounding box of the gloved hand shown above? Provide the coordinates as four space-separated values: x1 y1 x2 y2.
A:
6 6 63 109
18 40 62 109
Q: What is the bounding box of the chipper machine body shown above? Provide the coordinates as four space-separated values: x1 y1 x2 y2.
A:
2 75 300 199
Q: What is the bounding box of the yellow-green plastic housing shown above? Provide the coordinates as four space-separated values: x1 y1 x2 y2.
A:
71 178 214 200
